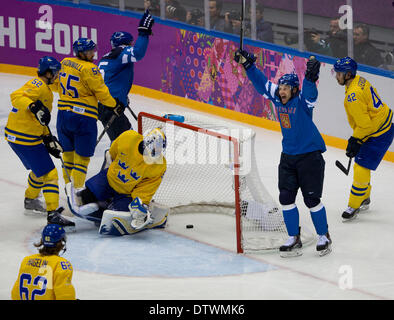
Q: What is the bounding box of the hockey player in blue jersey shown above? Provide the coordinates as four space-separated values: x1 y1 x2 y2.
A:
97 10 154 142
235 50 332 257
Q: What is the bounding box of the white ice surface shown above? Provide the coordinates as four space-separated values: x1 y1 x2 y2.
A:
1 73 394 300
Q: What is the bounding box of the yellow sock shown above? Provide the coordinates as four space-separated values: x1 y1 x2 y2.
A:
72 152 90 189
42 168 59 212
25 171 44 199
348 162 371 209
62 151 74 184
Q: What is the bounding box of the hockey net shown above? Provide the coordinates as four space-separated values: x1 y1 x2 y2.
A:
138 111 313 253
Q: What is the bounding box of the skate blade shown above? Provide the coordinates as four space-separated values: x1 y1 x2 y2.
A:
63 225 76 233
318 246 332 257
359 204 369 212
24 209 46 216
342 214 358 222
280 249 303 258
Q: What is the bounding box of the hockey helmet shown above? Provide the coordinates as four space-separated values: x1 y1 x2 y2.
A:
37 56 61 76
73 37 97 54
143 127 167 162
278 73 300 89
110 31 134 48
42 224 66 248
333 57 358 76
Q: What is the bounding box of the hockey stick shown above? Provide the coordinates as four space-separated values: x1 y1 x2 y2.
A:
335 157 352 176
126 105 138 121
96 113 117 147
240 0 246 50
46 126 72 182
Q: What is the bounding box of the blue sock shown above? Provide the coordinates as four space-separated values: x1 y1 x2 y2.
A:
310 203 328 235
282 204 300 236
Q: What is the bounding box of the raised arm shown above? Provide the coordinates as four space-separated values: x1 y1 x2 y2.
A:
234 49 278 101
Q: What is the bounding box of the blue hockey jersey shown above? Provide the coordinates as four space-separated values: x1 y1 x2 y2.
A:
246 65 326 155
98 35 149 105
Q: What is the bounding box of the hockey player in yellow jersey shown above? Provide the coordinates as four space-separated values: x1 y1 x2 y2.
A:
12 224 76 300
4 56 75 230
57 38 125 190
333 57 394 221
65 128 168 235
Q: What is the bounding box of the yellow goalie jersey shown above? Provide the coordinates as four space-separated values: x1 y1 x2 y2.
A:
344 75 392 141
5 77 53 146
107 130 167 204
57 57 116 120
11 253 76 300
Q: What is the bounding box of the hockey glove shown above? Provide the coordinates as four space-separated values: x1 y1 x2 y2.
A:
42 134 63 158
346 136 363 158
29 100 51 126
234 49 256 70
138 10 154 36
305 56 321 82
129 197 153 230
113 98 126 117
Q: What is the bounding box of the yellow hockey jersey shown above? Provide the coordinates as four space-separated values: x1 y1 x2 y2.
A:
108 130 167 204
5 77 52 146
11 253 76 300
344 75 392 141
57 57 116 120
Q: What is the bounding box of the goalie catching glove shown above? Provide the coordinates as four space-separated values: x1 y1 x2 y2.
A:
129 197 153 230
42 134 63 158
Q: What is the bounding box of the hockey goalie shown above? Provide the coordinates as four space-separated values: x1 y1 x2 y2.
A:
65 127 169 236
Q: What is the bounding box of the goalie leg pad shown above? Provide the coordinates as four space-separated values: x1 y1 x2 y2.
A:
66 182 100 221
99 204 169 236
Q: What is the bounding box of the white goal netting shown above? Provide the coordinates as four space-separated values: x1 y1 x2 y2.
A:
138 111 313 253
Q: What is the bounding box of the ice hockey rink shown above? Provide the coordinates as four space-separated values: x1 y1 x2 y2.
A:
1 72 394 301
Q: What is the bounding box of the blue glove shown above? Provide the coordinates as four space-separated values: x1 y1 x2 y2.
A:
138 10 154 36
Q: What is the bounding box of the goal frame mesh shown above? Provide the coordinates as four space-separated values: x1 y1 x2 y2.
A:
138 111 244 253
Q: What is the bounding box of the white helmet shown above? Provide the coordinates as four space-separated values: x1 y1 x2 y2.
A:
142 127 167 163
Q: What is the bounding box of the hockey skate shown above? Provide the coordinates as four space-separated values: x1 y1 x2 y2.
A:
359 197 370 212
24 197 46 215
279 232 303 258
342 198 370 222
316 232 332 257
47 207 76 233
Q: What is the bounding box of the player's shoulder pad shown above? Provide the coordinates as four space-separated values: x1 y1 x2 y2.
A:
80 61 101 77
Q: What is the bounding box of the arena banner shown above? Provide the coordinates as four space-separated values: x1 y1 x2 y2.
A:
0 0 315 124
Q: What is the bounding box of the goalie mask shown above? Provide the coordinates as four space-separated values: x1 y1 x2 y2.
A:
142 128 167 163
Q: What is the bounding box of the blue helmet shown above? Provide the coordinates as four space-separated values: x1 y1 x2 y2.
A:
73 38 97 54
37 56 61 76
110 31 133 48
333 57 357 76
278 73 300 89
42 224 66 247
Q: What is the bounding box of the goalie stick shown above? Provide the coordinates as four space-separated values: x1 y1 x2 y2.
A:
335 157 352 175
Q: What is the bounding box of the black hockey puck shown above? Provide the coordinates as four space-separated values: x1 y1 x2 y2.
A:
186 224 194 229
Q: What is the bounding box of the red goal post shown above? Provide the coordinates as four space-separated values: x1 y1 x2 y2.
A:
138 111 313 253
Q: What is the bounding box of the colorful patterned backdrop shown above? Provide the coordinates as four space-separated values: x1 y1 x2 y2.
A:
1 1 312 123
160 30 310 122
